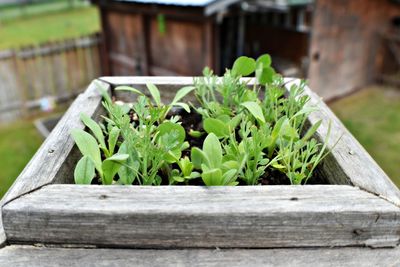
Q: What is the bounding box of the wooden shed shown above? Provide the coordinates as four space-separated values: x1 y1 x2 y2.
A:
308 0 400 99
92 0 313 77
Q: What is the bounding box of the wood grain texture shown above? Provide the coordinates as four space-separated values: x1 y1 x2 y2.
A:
284 79 400 207
0 79 108 246
1 245 400 267
3 185 400 248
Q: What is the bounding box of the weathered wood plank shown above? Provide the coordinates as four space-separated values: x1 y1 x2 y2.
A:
1 245 400 267
284 79 400 207
100 76 195 86
3 185 400 248
0 79 107 205
0 79 107 245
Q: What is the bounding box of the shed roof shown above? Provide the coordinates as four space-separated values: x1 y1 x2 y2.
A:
113 0 313 15
115 0 217 7
116 0 313 6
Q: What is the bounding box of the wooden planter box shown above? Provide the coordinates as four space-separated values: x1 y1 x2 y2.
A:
1 77 399 249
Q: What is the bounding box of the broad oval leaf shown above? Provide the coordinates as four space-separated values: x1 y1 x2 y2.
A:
232 56 256 77
102 154 129 185
158 121 186 144
256 54 272 67
74 156 95 185
222 160 239 171
241 101 266 124
256 54 274 85
203 133 222 168
80 113 106 149
201 168 223 186
71 129 102 174
203 118 230 138
146 83 161 106
256 66 275 85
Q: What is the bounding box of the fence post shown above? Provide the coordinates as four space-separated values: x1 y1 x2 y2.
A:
11 50 24 118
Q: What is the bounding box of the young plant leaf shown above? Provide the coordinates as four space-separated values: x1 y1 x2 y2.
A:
115 86 144 95
255 54 274 84
203 118 230 138
191 147 209 169
232 56 256 77
117 142 138 185
189 130 203 138
172 102 191 113
80 113 106 149
201 168 222 186
256 66 275 85
108 126 121 156
71 129 102 173
146 83 161 106
95 80 112 105
171 86 195 105
203 133 222 168
302 120 322 142
241 101 266 124
102 154 129 185
256 54 272 67
158 122 186 144
74 156 95 185
222 169 237 185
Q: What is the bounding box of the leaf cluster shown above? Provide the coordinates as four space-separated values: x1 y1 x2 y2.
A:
71 54 331 186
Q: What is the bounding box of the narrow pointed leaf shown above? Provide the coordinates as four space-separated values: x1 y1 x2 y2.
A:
71 129 102 173
117 142 137 185
95 80 112 105
146 83 161 106
173 102 191 113
115 86 144 95
108 126 120 156
222 169 237 185
171 86 195 105
302 120 322 142
80 113 106 149
241 101 266 124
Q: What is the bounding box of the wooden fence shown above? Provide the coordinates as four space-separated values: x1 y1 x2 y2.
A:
0 34 101 122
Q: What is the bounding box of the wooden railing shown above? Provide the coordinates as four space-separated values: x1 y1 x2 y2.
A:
0 33 101 122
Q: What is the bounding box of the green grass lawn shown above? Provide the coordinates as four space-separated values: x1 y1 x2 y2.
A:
0 120 43 199
329 86 400 188
0 6 100 50
0 0 88 22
